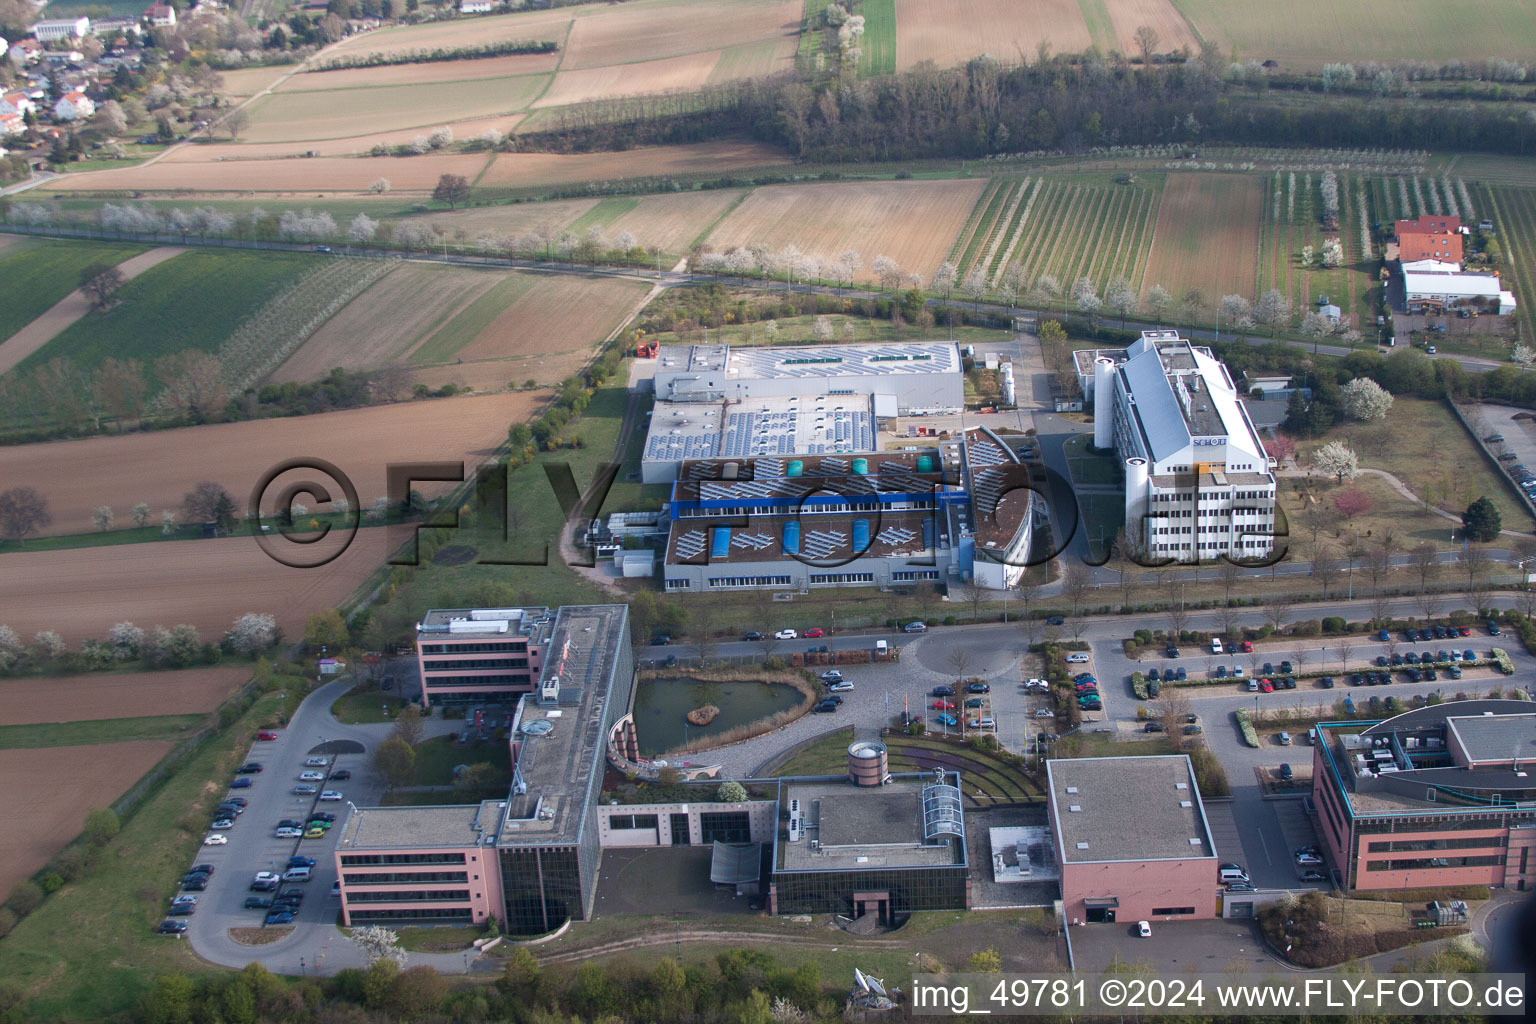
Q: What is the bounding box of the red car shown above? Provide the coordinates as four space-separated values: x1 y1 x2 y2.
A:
1457 626 1472 637
1260 679 1275 693
805 627 825 638
1239 640 1254 653
932 699 956 710
256 730 279 741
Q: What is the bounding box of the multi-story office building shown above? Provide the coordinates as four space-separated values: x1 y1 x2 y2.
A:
1047 755 1221 924
335 802 507 926
413 607 555 707
1078 331 1277 561
345 605 632 935
1311 701 1536 893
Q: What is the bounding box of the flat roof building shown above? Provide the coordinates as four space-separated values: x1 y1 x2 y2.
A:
1402 267 1516 315
1311 701 1536 892
414 606 556 707
1047 756 1220 924
1087 332 1278 562
335 801 507 926
770 764 970 922
642 341 963 483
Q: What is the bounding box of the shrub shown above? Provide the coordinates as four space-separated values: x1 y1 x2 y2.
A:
1322 617 1346 633
1491 648 1514 675
37 872 63 895
0 908 16 938
716 781 747 803
1235 708 1259 747
6 879 43 917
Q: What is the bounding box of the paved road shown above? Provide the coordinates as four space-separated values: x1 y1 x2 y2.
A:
179 672 477 977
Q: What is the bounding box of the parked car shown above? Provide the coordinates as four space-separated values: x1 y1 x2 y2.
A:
275 827 303 839
167 903 196 917
256 730 279 741
1298 869 1329 883
293 785 317 795
1489 620 1502 636
1260 679 1274 693
1319 676 1335 688
1144 722 1164 733
904 621 928 633
330 769 351 781
1147 668 1160 682
1239 640 1254 653
965 697 986 708
934 713 959 727
1280 763 1294 780
1034 709 1055 718
1211 638 1224 654
966 682 991 694
190 864 216 877
229 777 253 789
932 699 956 710
1164 645 1180 658
812 700 839 714
932 685 955 697
650 634 671 646
774 629 798 640
820 670 844 683
804 627 825 638
157 920 188 934
309 812 336 822
1175 667 1187 680
1066 653 1091 664
236 763 263 775
319 790 343 801
210 818 235 830
1377 629 1391 641
1046 616 1065 626
203 834 228 846
742 632 764 641
265 910 295 925
967 718 996 730
253 871 281 884
1278 731 1292 745
1137 921 1152 938
304 757 330 767
298 771 326 782
181 877 207 891
829 681 854 692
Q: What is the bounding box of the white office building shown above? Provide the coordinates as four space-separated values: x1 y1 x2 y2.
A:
1093 331 1277 561
32 17 91 40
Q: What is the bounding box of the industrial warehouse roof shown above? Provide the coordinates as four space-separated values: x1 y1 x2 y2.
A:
666 509 938 565
1402 269 1505 298
1445 712 1536 766
723 342 961 379
680 449 949 482
1047 756 1217 864
644 393 878 463
777 777 967 872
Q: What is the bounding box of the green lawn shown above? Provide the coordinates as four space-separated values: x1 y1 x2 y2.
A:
567 197 640 237
0 691 287 1021
18 250 315 381
1063 433 1122 486
412 733 511 788
0 238 147 344
767 729 1042 807
0 715 207 749
330 688 410 724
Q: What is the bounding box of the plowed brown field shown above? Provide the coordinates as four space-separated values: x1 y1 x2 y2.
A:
279 51 562 91
454 273 651 363
50 152 492 193
1141 173 1263 302
0 742 174 895
704 178 988 282
324 8 574 60
0 668 252 726
560 0 799 70
532 50 722 108
0 390 539 537
895 0 1091 67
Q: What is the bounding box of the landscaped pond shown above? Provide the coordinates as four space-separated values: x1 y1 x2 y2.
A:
633 677 803 755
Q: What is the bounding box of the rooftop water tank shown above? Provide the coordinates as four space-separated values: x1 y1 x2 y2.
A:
916 454 935 472
786 460 804 477
711 526 731 558
782 521 800 554
852 517 870 553
848 741 888 786
852 457 869 475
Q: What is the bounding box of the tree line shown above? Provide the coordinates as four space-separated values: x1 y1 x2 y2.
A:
515 48 1536 160
311 38 558 72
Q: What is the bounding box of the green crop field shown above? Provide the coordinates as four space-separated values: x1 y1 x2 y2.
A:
858 0 897 76
17 250 315 381
1170 0 1536 67
0 715 207 750
1255 170 1377 326
408 273 536 364
1479 185 1536 344
0 238 148 344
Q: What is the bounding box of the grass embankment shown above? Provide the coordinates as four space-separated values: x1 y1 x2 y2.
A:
0 714 206 749
0 237 148 343
766 728 1043 807
0 687 294 1021
330 687 410 724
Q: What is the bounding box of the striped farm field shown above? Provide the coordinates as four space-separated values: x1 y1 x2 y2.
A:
1004 177 1162 294
241 75 550 143
704 178 987 283
893 0 1194 70
1478 185 1536 344
1255 170 1379 324
1141 173 1261 304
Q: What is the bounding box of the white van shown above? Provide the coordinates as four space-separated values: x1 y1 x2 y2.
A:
282 867 312 882
1218 863 1249 884
874 640 888 656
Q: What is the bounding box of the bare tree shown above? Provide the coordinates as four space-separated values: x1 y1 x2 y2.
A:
1460 545 1491 615
693 603 717 665
80 262 126 311
222 107 249 140
432 173 470 210
1416 587 1443 623
949 646 973 682
1368 590 1392 628
1364 544 1393 597
1062 564 1093 617
1312 544 1341 598
1290 644 1308 678
1263 594 1294 634
1165 603 1191 641
1217 558 1241 604
1336 638 1353 675
0 486 52 546
1133 24 1160 63
1216 603 1242 640
155 350 228 422
1066 614 1088 641
1409 542 1439 597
